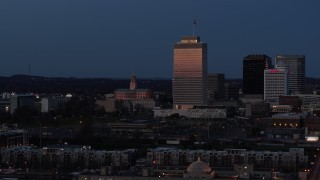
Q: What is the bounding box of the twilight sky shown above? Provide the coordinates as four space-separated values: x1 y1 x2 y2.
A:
0 0 319 78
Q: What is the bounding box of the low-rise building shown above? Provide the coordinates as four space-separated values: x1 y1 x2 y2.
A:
147 147 308 173
154 106 227 119
279 95 301 112
0 129 29 149
245 102 270 117
0 145 136 171
296 94 320 105
266 113 309 140
271 105 293 113
96 94 117 113
304 117 320 141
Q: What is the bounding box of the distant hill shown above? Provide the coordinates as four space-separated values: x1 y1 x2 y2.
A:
0 75 172 94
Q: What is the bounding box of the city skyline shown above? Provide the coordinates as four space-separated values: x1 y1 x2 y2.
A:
0 0 320 78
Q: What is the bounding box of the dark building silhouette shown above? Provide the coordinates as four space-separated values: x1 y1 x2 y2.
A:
10 94 35 114
243 54 272 95
224 83 239 100
207 73 225 102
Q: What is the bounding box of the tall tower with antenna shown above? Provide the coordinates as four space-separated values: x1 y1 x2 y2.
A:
173 36 208 110
192 19 196 36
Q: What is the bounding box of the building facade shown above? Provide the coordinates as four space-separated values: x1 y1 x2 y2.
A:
264 69 288 102
10 94 35 114
173 36 207 110
267 113 308 140
0 145 136 171
279 95 301 112
275 55 305 94
114 74 153 100
207 73 225 102
243 55 272 96
114 74 154 110
224 83 239 100
147 147 308 172
0 130 29 149
41 96 65 113
154 106 227 119
96 96 117 113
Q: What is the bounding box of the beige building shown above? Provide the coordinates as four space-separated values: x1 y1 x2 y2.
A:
96 94 117 113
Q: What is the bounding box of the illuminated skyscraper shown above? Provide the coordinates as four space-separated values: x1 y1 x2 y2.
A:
275 55 305 94
173 36 207 110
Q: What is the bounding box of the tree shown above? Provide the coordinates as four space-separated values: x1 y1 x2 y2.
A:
95 105 106 117
55 95 96 118
14 107 38 125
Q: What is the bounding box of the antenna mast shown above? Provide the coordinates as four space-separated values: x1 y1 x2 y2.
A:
192 19 196 36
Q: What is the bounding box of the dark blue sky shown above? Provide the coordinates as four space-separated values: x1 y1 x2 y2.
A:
1 1 319 78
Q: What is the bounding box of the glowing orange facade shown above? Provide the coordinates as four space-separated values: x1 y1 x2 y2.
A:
173 36 207 110
115 73 153 100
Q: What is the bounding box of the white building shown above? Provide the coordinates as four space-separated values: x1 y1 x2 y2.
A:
1 92 11 99
264 69 288 102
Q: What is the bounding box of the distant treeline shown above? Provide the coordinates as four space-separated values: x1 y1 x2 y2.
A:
0 75 171 94
0 75 319 94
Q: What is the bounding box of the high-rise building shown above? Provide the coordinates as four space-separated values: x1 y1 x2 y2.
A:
275 55 305 94
207 73 225 102
243 54 272 96
264 69 288 102
173 36 207 110
224 83 240 100
10 94 35 114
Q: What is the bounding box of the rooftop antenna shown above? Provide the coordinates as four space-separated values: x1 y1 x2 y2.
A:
28 64 31 93
192 19 197 36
